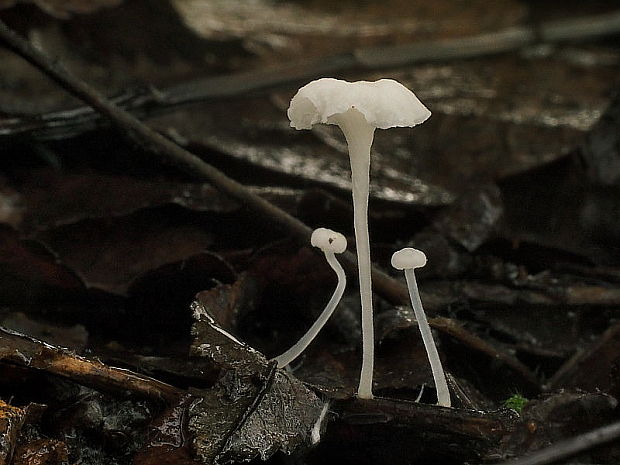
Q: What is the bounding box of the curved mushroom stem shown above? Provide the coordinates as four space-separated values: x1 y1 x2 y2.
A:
335 109 376 399
404 268 451 407
273 251 346 368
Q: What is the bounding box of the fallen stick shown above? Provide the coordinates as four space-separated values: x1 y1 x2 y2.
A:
0 327 183 403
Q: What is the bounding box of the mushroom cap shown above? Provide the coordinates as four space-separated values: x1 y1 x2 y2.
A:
391 247 427 270
287 78 431 130
311 228 347 254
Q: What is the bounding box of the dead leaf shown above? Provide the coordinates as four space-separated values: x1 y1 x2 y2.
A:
12 169 236 235
189 300 326 464
36 210 215 295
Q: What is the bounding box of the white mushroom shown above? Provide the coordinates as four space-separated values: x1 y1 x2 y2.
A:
273 228 347 368
391 247 451 407
288 78 430 398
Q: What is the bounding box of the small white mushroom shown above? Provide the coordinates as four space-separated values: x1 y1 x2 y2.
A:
391 247 451 407
273 228 347 368
288 78 430 399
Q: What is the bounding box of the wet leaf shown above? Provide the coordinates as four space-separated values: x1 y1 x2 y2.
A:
194 273 257 334
190 300 265 376
189 300 326 464
133 395 201 465
146 43 617 213
395 185 503 278
189 368 326 464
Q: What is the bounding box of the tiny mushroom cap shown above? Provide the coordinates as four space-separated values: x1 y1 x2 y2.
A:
311 228 347 254
391 247 427 270
288 78 431 130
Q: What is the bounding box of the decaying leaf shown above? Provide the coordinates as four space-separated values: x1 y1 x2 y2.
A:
189 300 326 464
35 211 216 296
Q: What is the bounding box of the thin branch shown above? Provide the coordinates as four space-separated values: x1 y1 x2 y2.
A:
337 396 515 442
430 317 540 390
0 327 184 403
504 420 620 465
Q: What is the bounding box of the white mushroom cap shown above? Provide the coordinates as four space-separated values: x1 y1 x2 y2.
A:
391 247 427 270
311 228 347 254
287 78 431 130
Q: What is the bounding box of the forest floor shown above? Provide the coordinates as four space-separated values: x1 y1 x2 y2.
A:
1 1 620 464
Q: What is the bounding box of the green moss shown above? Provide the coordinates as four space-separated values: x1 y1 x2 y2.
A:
503 393 528 414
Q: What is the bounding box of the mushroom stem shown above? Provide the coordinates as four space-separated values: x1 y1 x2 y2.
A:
274 251 346 368
335 109 376 399
404 268 451 407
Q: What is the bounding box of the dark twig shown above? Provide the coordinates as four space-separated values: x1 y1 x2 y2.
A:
0 327 183 403
337 396 515 441
430 317 540 390
503 420 620 465
0 18 407 307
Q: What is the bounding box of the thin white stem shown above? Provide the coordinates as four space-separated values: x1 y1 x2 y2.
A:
404 268 451 407
335 109 376 399
273 251 346 368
